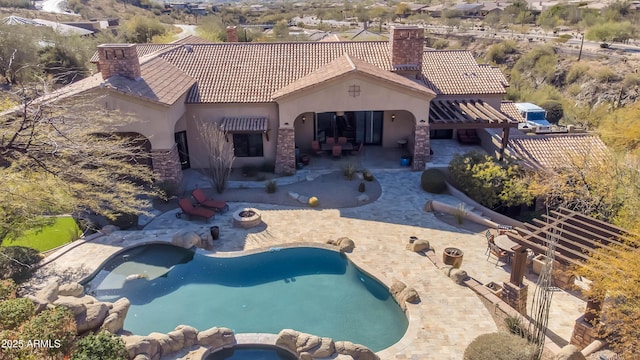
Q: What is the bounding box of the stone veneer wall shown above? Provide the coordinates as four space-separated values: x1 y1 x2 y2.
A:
570 316 600 350
412 124 430 170
502 282 528 315
151 144 183 185
97 44 141 80
274 128 295 175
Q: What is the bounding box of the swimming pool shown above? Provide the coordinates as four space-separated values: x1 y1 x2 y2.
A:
84 244 408 351
206 345 297 360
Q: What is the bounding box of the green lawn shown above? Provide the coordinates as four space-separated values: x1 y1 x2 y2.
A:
2 217 81 252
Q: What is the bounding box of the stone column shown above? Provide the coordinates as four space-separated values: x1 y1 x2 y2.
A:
502 282 528 315
412 123 430 171
274 128 295 175
570 316 600 349
151 144 183 186
552 261 576 290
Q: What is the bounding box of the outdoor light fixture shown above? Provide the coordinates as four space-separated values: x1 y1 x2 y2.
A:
419 119 426 123
284 122 289 126
391 114 396 122
302 116 306 124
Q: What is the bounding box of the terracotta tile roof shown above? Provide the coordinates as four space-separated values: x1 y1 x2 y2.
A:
507 134 609 170
159 42 393 103
429 99 517 129
500 101 525 122
421 50 508 95
272 54 435 100
171 35 215 45
101 57 195 105
221 117 269 132
90 43 178 63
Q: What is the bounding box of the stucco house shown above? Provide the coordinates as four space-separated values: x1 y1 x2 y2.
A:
39 26 518 186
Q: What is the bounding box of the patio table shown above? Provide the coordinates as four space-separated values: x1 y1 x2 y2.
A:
320 143 354 152
494 235 519 254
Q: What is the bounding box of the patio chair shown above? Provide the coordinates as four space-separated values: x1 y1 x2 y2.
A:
176 198 215 221
338 136 347 144
311 140 323 156
487 241 510 267
191 188 229 213
484 230 495 255
332 145 342 159
326 137 335 145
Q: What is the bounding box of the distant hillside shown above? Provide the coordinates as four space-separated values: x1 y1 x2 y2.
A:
0 0 156 21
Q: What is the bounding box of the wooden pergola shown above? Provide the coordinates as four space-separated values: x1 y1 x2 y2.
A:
507 207 633 267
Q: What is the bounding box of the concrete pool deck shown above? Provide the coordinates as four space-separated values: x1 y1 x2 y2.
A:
28 170 586 360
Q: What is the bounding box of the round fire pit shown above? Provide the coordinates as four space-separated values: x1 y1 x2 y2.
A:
232 208 262 228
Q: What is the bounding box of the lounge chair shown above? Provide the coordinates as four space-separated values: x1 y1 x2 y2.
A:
191 188 229 212
487 241 510 267
176 198 215 221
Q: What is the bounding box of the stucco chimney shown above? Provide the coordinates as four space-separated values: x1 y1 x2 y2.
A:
389 26 424 72
226 26 238 42
97 44 141 81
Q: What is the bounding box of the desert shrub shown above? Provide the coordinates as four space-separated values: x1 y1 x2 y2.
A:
505 315 528 338
463 332 535 360
0 298 35 330
540 100 564 123
565 62 591 84
154 180 181 201
0 279 17 301
622 72 640 89
265 180 277 193
363 170 374 181
431 38 449 49
420 169 447 194
71 331 128 360
448 151 532 210
485 41 517 64
0 246 42 282
594 66 620 83
111 212 139 230
343 162 357 180
21 306 76 359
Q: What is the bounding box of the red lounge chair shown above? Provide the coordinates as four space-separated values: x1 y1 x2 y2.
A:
176 198 215 221
191 188 229 212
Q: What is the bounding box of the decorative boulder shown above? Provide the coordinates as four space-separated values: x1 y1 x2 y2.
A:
76 302 109 333
335 341 379 360
449 269 468 285
276 329 300 354
197 327 235 348
555 345 587 360
295 332 322 353
407 240 430 252
58 283 85 297
174 325 199 348
171 232 200 249
389 281 407 299
36 281 59 304
54 295 94 316
441 265 454 277
24 295 48 313
401 288 421 304
308 337 336 357
101 297 130 334
300 352 313 360
165 330 186 353
148 332 172 358
336 237 355 253
132 354 151 360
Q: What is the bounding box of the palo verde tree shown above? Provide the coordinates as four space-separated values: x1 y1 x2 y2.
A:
0 82 156 245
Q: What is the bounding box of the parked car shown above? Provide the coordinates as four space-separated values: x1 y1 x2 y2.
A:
514 103 552 133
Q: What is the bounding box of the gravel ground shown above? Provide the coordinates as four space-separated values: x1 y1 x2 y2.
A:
155 171 382 212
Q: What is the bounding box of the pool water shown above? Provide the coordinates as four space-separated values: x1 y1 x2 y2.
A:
85 245 408 351
206 346 297 360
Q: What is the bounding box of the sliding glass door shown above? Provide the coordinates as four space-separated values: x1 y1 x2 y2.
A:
316 111 382 145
